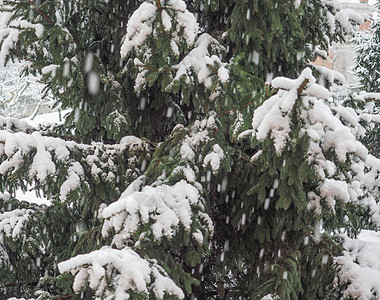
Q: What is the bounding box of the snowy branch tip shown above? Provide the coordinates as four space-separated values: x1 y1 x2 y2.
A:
58 246 184 299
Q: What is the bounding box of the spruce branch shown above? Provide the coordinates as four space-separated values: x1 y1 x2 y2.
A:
135 64 156 71
26 0 83 49
211 77 219 94
27 0 54 25
162 68 175 72
216 95 262 118
156 0 162 10
216 109 232 117
206 64 217 74
54 295 73 300
297 78 309 97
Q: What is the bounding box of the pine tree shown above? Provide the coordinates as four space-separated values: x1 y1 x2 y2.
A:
0 0 379 299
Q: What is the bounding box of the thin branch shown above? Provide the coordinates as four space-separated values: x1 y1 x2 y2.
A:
297 78 309 98
207 64 217 74
27 0 84 49
216 96 260 118
27 0 54 25
54 295 73 300
135 64 157 71
156 0 162 10
162 68 175 72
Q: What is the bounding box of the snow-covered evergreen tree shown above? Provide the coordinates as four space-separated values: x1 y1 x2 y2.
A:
0 62 52 119
354 1 380 157
354 1 380 92
0 0 379 299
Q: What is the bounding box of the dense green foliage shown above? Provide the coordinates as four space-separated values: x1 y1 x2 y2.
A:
4 0 349 144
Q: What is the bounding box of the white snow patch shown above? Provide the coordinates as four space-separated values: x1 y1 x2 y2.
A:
102 180 205 245
203 144 224 173
0 208 32 238
335 233 380 299
58 246 184 299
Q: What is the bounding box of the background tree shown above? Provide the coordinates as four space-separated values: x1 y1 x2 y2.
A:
0 0 379 299
354 0 380 157
354 0 380 92
0 62 51 119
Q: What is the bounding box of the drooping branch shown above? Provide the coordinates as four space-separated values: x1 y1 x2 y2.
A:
0 131 153 201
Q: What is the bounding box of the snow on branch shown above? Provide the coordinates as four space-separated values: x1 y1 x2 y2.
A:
120 0 198 58
203 144 224 174
335 233 380 299
0 129 150 201
101 179 212 248
323 0 365 37
335 8 365 34
313 65 346 86
309 101 367 163
173 115 229 179
307 43 328 60
179 116 216 162
0 115 36 133
120 2 156 57
120 0 229 98
252 68 367 163
252 68 329 154
0 208 32 238
0 130 74 188
293 0 301 9
326 91 380 222
120 0 202 92
252 68 380 215
329 91 380 140
58 246 184 299
0 11 44 65
170 33 229 99
57 117 219 299
360 154 380 225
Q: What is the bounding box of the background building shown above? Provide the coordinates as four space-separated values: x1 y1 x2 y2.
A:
314 0 376 85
